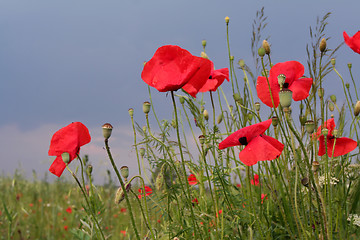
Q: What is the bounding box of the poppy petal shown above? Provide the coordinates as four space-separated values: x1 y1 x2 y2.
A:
288 77 313 101
239 135 284 166
49 156 67 177
199 67 229 92
343 31 360 54
269 61 304 86
219 119 272 149
256 76 280 108
327 137 357 157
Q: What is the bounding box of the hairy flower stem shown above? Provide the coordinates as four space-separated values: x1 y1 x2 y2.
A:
65 165 105 240
348 65 359 100
104 139 140 240
225 21 237 95
130 114 141 175
170 91 202 239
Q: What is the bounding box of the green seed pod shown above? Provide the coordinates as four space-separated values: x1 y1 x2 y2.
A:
329 102 334 112
229 105 233 113
216 113 223 124
301 177 309 187
61 152 70 164
262 40 270 55
86 165 93 175
238 59 245 69
230 55 234 61
198 135 206 145
331 58 336 66
346 83 350 89
247 113 253 121
179 96 185 105
354 101 360 117
142 126 147 132
330 94 337 103
233 93 241 102
279 89 293 108
277 74 286 89
102 123 113 140
333 129 339 137
305 120 315 134
143 101 151 114
128 108 134 117
348 63 352 69
319 38 327 52
139 148 145 157
321 128 329 137
202 39 207 47
272 116 279 127
255 102 261 112
258 47 266 57
120 166 129 179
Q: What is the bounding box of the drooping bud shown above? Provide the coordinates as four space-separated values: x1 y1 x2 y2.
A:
319 38 327 52
143 101 151 114
198 135 206 145
203 109 209 121
330 94 337 103
179 96 185 105
318 88 324 98
225 16 229 24
216 113 223 124
277 74 286 89
305 120 315 134
61 152 70 164
139 148 145 157
328 102 334 112
202 39 207 47
114 182 131 204
272 116 279 127
128 108 134 117
254 102 261 112
86 164 93 175
312 161 320 172
120 166 129 179
102 123 113 140
354 101 360 117
258 47 266 57
238 59 245 69
262 40 270 55
331 58 336 66
279 89 293 108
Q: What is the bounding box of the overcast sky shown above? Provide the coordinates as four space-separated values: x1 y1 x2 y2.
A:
1 0 359 184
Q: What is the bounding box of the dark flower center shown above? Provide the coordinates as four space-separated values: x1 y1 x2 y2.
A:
238 137 248 145
209 75 213 79
283 82 289 88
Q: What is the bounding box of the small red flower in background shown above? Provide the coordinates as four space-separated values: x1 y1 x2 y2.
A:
141 45 212 97
188 174 198 185
316 118 357 157
138 186 153 199
192 198 199 205
120 208 127 213
251 174 259 186
29 203 34 207
261 193 268 204
219 119 284 166
64 225 68 231
216 209 223 218
66 207 72 214
343 31 360 54
120 230 126 236
48 122 91 177
198 62 229 92
236 183 241 188
256 61 312 108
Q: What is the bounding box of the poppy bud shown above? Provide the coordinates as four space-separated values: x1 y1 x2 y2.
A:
143 101 151 114
279 89 293 108
258 47 265 57
312 161 320 172
299 115 307 126
330 94 336 103
225 16 229 24
301 177 309 187
321 128 329 137
354 101 360 117
305 120 315 134
229 105 233 113
262 40 270 55
86 165 93 175
201 51 209 59
155 171 164 191
114 182 131 204
233 93 241 102
199 135 206 145
346 83 350 89
202 39 207 47
171 119 177 128
272 116 279 127
102 123 113 140
128 108 134 117
139 148 145 157
230 55 234 61
120 166 129 179
238 59 245 69
277 74 286 89
348 63 352 69
203 109 209 121
331 58 336 66
216 113 223 124
179 96 185 105
319 38 327 52
255 102 261 112
62 152 70 164
317 88 324 98
142 126 147 132
328 102 334 112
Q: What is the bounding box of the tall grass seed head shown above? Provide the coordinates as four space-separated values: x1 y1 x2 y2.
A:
319 38 327 52
143 101 151 114
279 89 293 108
258 47 265 57
171 119 177 128
61 152 70 164
120 166 129 179
262 40 270 55
229 105 233 113
142 125 147 132
128 108 134 117
330 94 337 103
354 101 360 117
102 123 113 140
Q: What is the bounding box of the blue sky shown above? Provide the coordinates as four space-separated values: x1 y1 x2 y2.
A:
1 1 359 183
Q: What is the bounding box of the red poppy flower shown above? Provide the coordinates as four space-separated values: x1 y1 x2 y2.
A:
192 198 199 204
64 225 68 231
138 186 153 199
48 122 91 177
316 118 357 157
66 207 72 214
141 45 212 97
256 61 313 108
218 119 284 166
343 31 360 54
198 62 229 92
120 230 126 236
261 193 268 204
188 174 198 185
120 208 126 213
251 174 259 186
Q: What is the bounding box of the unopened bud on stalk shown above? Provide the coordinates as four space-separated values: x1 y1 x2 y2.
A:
318 88 324 98
199 135 206 145
346 83 350 89
201 51 209 59
305 120 315 134
230 55 234 61
128 108 134 117
120 166 129 179
331 58 336 66
216 113 223 124
262 40 270 55
354 101 360 117
171 119 177 128
233 93 241 102
142 126 147 132
319 38 327 52
255 102 261 112
330 94 337 103
329 102 335 112
114 182 131 204
248 113 253 122
258 47 265 57
348 63 352 69
279 89 293 108
86 165 93 175
322 128 329 137
299 115 307 126
272 116 279 127
102 123 113 140
143 101 151 114
312 161 320 172
139 148 145 157
62 152 70 164
202 39 207 47
179 96 185 105
238 59 245 69
203 109 209 121
225 16 229 24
